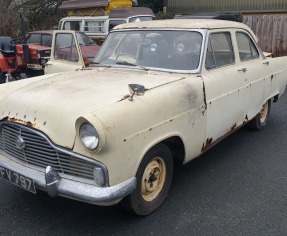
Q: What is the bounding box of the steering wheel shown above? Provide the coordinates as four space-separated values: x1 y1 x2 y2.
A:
10 37 24 45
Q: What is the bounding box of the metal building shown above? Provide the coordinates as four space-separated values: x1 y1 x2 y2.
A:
167 0 287 14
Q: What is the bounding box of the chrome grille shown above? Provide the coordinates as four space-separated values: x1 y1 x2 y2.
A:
0 123 96 180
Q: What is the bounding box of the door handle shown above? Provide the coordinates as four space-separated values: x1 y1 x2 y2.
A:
263 61 269 65
238 68 247 72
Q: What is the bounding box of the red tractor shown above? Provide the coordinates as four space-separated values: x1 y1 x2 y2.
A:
0 36 26 84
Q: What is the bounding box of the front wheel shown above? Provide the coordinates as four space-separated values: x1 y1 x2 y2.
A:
121 143 173 215
249 100 271 130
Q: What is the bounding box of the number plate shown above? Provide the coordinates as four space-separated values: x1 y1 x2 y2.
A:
0 166 36 194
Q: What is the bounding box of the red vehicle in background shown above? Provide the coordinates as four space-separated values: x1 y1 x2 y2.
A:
15 30 53 75
15 30 100 76
0 30 100 83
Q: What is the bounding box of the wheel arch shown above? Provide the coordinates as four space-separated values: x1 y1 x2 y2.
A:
136 135 185 174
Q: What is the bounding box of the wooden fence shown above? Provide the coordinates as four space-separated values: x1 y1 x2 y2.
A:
243 15 287 57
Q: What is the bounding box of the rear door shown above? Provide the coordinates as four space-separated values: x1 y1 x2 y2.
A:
202 30 250 145
45 30 85 74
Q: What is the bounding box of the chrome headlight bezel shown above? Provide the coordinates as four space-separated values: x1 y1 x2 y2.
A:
79 123 100 150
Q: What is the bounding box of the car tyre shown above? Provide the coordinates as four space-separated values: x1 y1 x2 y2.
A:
121 143 173 215
249 100 271 130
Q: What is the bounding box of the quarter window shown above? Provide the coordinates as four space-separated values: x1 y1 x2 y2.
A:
236 32 259 61
205 32 234 69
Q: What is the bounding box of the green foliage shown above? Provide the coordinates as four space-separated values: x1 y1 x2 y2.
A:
231 12 243 22
155 12 175 20
137 0 163 14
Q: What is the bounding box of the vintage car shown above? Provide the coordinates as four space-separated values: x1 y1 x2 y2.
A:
0 19 287 216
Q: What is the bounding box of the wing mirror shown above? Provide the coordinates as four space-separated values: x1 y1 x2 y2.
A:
128 84 145 101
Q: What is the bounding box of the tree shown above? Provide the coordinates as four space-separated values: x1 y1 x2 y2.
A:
137 0 163 14
0 0 19 37
14 0 65 32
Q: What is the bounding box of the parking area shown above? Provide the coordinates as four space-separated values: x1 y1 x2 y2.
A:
0 93 286 235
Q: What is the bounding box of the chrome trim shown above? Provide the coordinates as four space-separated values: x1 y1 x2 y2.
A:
0 121 109 186
0 153 136 205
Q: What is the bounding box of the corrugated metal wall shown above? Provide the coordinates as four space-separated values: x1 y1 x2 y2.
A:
168 0 287 14
243 15 287 56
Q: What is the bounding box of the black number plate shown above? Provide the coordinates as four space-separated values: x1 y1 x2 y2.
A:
0 166 36 193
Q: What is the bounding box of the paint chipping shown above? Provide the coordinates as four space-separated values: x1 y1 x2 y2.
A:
201 138 213 152
7 117 36 127
118 94 130 102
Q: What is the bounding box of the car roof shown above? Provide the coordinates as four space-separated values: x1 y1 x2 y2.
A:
114 19 250 31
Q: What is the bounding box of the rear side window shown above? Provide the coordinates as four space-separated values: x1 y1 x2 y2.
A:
205 32 234 69
236 32 259 61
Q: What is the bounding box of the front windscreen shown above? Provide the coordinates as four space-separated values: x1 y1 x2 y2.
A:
93 30 203 71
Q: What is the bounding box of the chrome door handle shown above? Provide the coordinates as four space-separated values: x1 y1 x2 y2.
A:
238 68 247 72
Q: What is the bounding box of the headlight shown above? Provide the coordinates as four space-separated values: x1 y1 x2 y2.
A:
79 123 99 150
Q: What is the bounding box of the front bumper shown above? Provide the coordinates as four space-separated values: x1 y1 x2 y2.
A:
0 153 136 206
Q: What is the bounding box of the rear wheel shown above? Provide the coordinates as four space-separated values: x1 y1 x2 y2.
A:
121 143 173 215
249 100 271 130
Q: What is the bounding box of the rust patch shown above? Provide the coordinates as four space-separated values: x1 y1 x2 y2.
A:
243 114 249 124
230 123 237 131
7 117 36 127
201 138 213 152
118 94 130 102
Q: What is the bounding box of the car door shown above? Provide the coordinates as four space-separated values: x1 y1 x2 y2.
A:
45 30 85 74
201 30 250 145
234 31 270 119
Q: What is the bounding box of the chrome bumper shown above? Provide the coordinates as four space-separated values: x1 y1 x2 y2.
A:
0 154 136 206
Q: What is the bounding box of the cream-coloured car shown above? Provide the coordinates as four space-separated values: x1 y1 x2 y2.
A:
0 19 287 216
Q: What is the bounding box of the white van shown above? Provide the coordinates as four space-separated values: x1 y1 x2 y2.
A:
58 7 155 43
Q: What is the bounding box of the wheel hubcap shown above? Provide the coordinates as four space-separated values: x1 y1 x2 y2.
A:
259 101 269 123
141 157 166 202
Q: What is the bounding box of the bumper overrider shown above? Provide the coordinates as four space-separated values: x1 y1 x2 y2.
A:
0 122 136 205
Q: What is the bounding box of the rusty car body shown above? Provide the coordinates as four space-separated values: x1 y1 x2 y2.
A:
0 19 287 215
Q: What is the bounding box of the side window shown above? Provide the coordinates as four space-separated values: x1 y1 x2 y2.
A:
54 33 79 62
84 21 104 33
236 32 259 61
205 32 234 69
27 34 41 44
63 21 82 31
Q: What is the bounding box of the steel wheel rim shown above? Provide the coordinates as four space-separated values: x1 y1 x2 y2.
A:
259 101 269 123
141 157 166 202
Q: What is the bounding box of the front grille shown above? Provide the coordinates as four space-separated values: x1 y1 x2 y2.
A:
0 123 96 180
